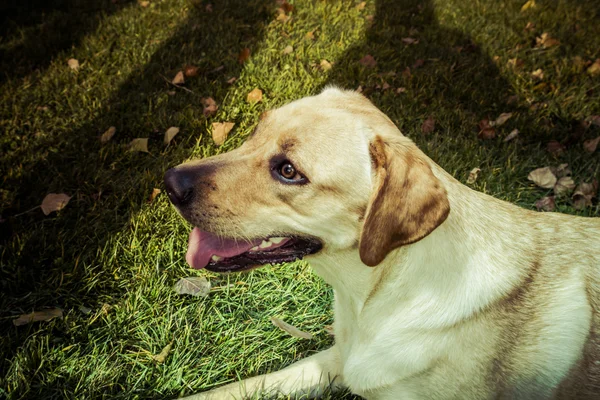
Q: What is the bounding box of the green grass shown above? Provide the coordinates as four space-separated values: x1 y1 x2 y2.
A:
1 0 599 398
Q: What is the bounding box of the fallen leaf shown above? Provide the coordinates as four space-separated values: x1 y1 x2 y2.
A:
148 188 161 202
527 167 557 189
201 97 218 117
401 37 419 45
100 126 116 144
546 140 565 156
172 71 185 85
467 167 481 184
305 30 315 40
226 77 237 84
524 21 535 31
359 54 377 68
396 87 407 94
164 127 180 145
521 0 536 11
507 58 524 69
536 33 560 48
173 276 211 297
152 341 173 363
270 317 313 339
139 1 150 7
13 308 63 326
184 65 199 77
583 137 600 153
247 88 263 103
572 181 598 210
324 325 335 336
282 45 293 54
588 59 600 76
276 11 290 23
535 196 555 212
212 122 235 145
504 129 519 142
381 82 391 90
554 177 576 196
128 138 149 153
478 119 496 139
421 116 435 134
277 0 294 13
356 1 366 10
67 58 79 70
320 59 332 71
531 69 544 80
41 193 71 215
238 48 251 64
491 112 513 127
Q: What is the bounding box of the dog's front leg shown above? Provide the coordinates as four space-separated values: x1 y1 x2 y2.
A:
179 346 343 400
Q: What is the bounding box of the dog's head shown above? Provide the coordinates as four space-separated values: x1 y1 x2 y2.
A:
165 88 449 272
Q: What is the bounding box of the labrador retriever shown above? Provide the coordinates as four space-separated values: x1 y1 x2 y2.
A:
164 87 600 399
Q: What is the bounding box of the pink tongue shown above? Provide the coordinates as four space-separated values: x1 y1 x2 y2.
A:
186 228 262 270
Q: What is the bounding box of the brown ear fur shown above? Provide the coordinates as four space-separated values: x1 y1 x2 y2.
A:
359 136 450 266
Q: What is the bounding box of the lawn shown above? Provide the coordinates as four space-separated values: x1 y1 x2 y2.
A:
1 0 599 398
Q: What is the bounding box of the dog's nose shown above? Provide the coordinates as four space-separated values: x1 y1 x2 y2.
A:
164 168 195 207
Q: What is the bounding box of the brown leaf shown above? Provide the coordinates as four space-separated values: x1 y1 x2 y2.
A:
270 317 313 339
100 126 116 144
41 193 71 215
531 69 544 80
401 37 419 45
152 341 173 363
478 119 496 139
356 1 366 10
536 33 560 48
521 0 536 11
163 127 180 145
491 112 513 127
572 181 598 210
320 59 332 71
421 116 435 134
588 59 600 76
359 54 377 68
211 122 235 145
139 1 150 7
524 21 535 31
226 76 237 84
396 87 407 94
546 140 565 156
282 45 293 55
183 65 199 77
507 58 524 69
13 308 63 326
305 30 315 40
246 88 263 103
535 196 555 212
527 167 557 189
174 276 211 297
584 137 600 153
553 163 572 178
128 138 149 153
67 58 79 70
554 177 576 196
172 71 185 85
148 188 161 202
277 0 294 13
467 167 481 184
504 129 519 142
201 97 218 117
238 48 251 64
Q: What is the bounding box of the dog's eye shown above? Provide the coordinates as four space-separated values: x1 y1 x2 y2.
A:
280 163 296 179
273 160 307 184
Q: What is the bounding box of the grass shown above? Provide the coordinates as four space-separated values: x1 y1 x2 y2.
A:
0 0 599 398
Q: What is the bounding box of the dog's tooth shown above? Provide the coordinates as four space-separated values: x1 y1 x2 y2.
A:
211 255 222 261
270 237 286 244
259 240 271 249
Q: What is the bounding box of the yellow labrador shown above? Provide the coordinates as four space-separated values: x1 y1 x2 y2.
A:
164 88 600 399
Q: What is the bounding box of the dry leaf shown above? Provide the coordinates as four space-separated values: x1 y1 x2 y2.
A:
527 167 557 189
41 193 71 215
553 163 572 178
226 77 237 84
247 88 263 103
524 21 535 31
172 71 185 85
359 54 377 68
396 87 407 94
184 65 199 77
174 276 211 297
535 196 555 212
467 168 481 184
13 308 63 326
546 140 565 156
164 127 180 145
491 112 513 127
277 0 294 13
139 1 150 7
507 58 524 69
572 181 598 210
421 116 435 134
238 48 251 64
521 0 536 11
531 69 544 80
152 341 173 363
583 137 600 153
356 1 366 10
282 45 293 55
554 177 576 196
401 37 419 45
504 129 519 142
478 119 496 139
270 317 313 339
305 30 315 40
588 59 600 76
320 59 332 71
67 58 79 70
536 33 560 48
100 126 116 144
148 188 161 202
201 97 218 117
211 122 235 145
128 138 149 153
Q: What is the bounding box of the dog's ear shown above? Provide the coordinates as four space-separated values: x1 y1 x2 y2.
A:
359 136 450 266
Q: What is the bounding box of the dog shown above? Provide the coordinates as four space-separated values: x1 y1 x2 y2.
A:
164 87 600 399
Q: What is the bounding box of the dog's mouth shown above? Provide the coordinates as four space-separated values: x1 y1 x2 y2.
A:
186 228 322 273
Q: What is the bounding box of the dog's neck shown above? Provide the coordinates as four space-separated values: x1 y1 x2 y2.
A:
309 164 538 328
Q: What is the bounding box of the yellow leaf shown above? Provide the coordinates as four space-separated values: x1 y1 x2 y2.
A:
172 71 184 85
212 122 235 145
128 138 149 153
521 0 536 12
320 59 332 71
246 88 263 103
164 127 180 145
67 58 79 70
152 341 173 363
